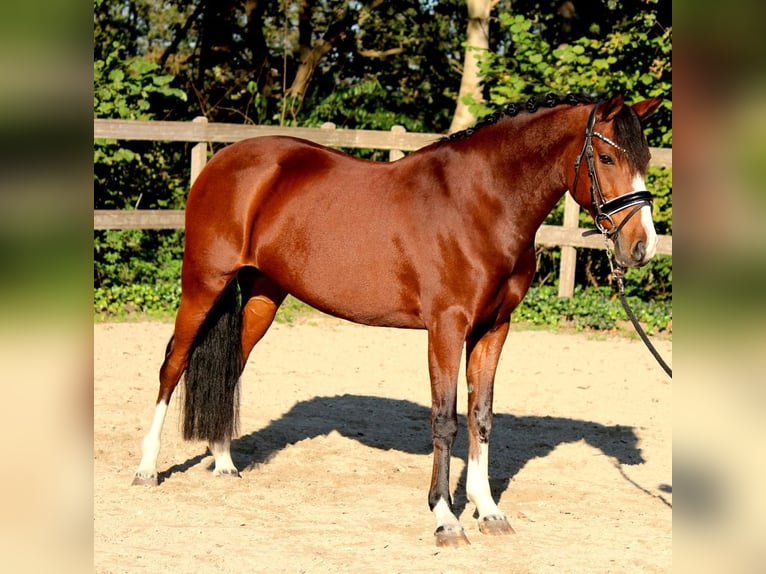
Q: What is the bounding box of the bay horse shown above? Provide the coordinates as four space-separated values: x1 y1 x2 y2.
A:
132 93 662 546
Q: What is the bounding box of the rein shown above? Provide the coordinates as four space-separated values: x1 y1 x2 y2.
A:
576 103 673 379
606 249 673 378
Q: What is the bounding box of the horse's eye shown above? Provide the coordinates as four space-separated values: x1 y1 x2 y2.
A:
599 154 614 165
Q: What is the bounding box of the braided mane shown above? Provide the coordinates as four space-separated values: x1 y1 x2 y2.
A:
441 93 593 143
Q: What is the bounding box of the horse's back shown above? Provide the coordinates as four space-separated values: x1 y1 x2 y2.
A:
184 136 435 327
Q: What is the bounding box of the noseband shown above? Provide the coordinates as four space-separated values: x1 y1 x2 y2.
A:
574 104 653 238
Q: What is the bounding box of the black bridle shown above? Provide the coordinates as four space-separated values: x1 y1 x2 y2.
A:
574 103 672 378
573 103 654 238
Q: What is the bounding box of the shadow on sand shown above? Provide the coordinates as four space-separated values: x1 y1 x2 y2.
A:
162 393 643 516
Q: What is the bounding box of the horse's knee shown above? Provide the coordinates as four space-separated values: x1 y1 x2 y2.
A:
471 404 493 443
432 410 458 444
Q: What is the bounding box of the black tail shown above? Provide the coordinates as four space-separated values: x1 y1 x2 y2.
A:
183 279 243 442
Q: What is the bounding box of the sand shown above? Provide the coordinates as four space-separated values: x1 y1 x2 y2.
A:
94 318 671 573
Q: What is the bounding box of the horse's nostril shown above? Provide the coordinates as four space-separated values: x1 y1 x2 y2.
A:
633 240 646 262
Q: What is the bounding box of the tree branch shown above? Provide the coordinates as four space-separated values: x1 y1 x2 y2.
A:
159 1 205 70
357 46 405 59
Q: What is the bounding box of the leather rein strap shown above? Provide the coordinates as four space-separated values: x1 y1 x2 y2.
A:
612 267 673 378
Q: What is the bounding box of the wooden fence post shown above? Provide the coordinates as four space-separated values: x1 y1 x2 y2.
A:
389 125 406 161
557 194 580 298
190 116 208 186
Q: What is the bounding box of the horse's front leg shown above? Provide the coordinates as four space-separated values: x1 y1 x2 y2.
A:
465 322 515 535
427 312 471 547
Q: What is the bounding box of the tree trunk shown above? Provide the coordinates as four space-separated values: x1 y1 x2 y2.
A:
284 1 353 120
449 0 492 133
243 0 272 92
285 0 320 104
284 0 384 121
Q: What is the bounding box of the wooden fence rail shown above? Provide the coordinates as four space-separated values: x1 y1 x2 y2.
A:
94 117 672 297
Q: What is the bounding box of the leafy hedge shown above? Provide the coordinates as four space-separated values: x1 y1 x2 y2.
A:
95 279 671 335
514 285 671 333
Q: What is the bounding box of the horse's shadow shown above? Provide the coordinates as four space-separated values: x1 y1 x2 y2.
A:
162 393 643 515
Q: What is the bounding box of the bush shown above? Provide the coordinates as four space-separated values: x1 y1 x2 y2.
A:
94 281 181 320
94 229 184 319
95 272 671 337
514 285 671 333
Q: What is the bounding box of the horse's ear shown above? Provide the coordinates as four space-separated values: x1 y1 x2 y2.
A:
631 98 663 122
599 94 625 121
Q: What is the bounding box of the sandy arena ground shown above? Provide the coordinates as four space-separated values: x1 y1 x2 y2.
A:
94 318 671 573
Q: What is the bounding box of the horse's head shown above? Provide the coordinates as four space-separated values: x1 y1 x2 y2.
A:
568 95 663 268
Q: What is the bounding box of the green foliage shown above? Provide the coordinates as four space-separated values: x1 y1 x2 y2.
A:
472 3 672 147
93 0 672 322
94 230 183 286
94 41 186 120
94 229 184 319
94 39 189 209
275 296 317 324
95 279 671 336
94 33 190 307
514 285 672 333
307 77 408 130
285 0 466 133
647 167 673 235
94 280 182 320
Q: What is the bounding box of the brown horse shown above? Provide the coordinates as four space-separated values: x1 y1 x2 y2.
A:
133 93 662 546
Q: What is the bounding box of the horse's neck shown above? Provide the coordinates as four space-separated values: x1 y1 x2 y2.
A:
475 110 577 224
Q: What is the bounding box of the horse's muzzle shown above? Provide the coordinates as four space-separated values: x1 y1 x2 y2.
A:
614 221 658 268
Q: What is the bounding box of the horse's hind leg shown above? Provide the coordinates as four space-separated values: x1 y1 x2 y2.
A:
207 268 287 477
465 322 514 536
238 268 287 363
133 275 236 486
132 336 179 486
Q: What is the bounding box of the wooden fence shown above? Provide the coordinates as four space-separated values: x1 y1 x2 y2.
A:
94 117 672 297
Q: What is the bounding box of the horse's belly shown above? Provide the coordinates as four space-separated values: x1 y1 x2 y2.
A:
258 252 424 329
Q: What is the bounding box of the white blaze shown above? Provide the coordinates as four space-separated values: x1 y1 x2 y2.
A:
633 174 658 261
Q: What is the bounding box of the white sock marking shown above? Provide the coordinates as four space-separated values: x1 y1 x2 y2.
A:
433 497 461 531
209 438 238 475
467 443 503 519
135 401 168 477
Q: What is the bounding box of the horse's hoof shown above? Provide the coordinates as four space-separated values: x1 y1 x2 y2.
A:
214 468 240 478
131 473 158 487
434 525 471 547
478 515 515 535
